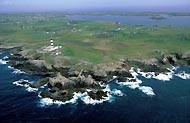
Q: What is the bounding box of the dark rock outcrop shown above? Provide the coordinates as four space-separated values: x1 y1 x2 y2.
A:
87 90 108 100
40 90 74 102
30 78 49 88
8 53 53 76
7 48 190 102
17 81 31 86
160 52 190 66
108 68 133 82
127 59 168 73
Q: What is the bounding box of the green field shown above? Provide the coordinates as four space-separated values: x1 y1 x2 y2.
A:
1 13 190 67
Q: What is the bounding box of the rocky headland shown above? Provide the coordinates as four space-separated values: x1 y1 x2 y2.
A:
1 47 190 102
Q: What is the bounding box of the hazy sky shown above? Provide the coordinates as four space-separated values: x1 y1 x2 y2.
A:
0 0 190 12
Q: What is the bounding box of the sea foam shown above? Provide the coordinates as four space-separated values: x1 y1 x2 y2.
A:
7 65 25 74
13 79 38 92
26 87 38 92
153 73 173 81
39 92 84 106
8 66 14 69
0 59 7 64
39 91 112 106
137 67 177 81
117 67 142 89
117 67 155 96
138 86 155 96
175 71 190 80
81 92 112 105
39 84 114 106
111 89 124 96
13 79 30 87
12 69 25 74
83 85 115 105
137 69 155 79
3 56 9 59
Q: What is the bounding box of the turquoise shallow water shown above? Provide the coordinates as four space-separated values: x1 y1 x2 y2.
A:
0 52 189 123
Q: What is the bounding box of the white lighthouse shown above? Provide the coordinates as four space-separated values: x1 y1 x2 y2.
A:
50 39 54 47
42 37 62 55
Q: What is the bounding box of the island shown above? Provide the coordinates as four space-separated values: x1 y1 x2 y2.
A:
149 15 166 20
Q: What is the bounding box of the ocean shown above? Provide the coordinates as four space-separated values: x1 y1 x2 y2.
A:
0 52 189 123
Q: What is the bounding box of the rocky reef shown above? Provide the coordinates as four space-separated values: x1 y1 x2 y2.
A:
3 47 190 102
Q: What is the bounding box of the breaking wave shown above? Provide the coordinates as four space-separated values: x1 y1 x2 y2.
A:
12 69 25 74
137 66 178 81
3 56 9 59
0 56 9 64
138 66 190 81
153 73 173 81
117 67 155 96
39 92 83 106
26 87 38 92
138 86 155 96
8 66 25 74
111 89 124 96
13 79 30 87
175 71 190 80
81 92 112 105
39 84 120 106
13 79 38 92
39 91 113 107
13 65 189 107
0 59 7 64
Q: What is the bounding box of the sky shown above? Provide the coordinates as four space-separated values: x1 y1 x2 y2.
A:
0 0 190 12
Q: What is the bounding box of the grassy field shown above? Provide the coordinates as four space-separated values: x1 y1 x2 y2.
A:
0 13 190 66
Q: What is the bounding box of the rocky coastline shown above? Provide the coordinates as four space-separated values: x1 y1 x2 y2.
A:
1 47 190 102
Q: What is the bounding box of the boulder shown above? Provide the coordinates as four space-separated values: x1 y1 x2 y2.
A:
87 90 108 100
49 73 72 89
17 81 31 86
40 90 73 102
30 77 49 88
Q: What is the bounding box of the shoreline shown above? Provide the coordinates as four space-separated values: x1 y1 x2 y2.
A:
1 47 190 104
